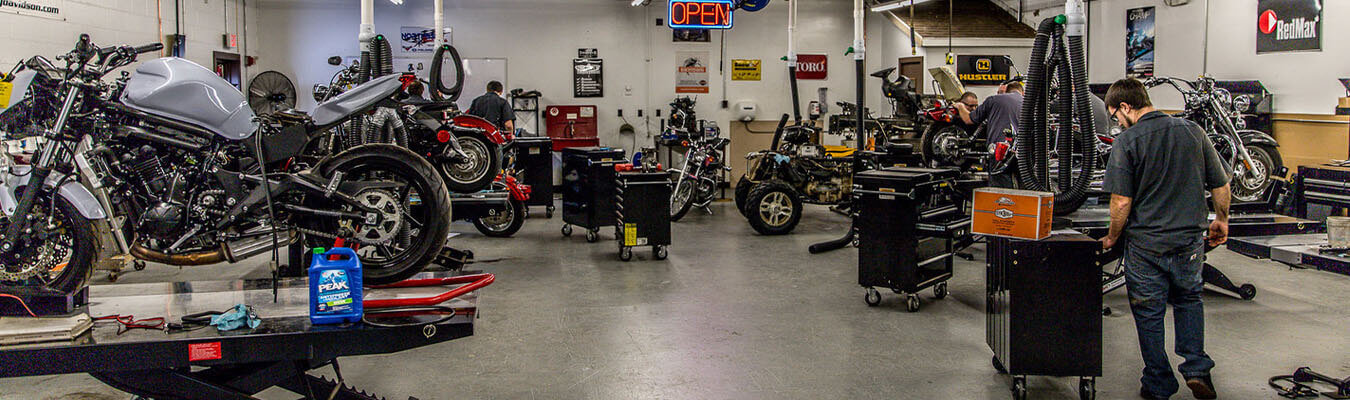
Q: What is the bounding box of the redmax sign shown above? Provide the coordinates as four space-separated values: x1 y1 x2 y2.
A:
1256 0 1322 53
795 54 827 80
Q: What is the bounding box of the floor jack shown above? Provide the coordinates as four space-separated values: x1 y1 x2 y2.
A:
1270 367 1350 399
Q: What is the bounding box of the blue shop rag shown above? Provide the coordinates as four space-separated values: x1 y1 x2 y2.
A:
210 304 260 331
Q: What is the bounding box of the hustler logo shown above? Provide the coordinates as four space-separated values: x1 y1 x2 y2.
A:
1260 9 1318 41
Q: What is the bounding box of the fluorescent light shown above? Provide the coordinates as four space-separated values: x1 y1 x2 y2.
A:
388 0 403 4
631 0 651 6
870 0 937 12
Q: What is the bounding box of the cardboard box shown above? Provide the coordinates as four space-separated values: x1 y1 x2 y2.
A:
972 187 1053 240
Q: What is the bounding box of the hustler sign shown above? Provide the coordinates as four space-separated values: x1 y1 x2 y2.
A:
1257 0 1322 53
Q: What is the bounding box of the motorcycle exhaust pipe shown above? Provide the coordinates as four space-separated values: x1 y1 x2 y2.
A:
130 231 297 266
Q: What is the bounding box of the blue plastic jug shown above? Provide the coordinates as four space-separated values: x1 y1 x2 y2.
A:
308 247 363 325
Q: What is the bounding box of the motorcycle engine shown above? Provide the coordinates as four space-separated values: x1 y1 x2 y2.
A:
804 178 844 203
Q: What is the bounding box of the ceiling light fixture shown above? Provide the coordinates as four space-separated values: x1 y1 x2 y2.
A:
631 0 651 6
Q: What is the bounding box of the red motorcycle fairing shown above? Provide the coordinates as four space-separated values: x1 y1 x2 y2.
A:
450 114 510 144
494 174 531 201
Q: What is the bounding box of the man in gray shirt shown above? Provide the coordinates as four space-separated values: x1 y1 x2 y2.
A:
956 81 1023 187
467 80 515 132
1100 78 1230 400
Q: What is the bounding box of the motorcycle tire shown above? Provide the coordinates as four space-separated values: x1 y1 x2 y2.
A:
670 176 697 222
473 198 525 238
920 124 967 168
314 144 452 285
0 196 97 294
744 180 802 236
440 135 501 193
734 176 752 217
1232 144 1283 203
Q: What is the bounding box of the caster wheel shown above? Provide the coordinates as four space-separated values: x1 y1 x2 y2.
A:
654 246 668 260
851 237 860 248
905 294 920 312
933 282 949 299
547 206 555 218
464 250 474 260
1078 377 1096 400
561 225 573 237
864 288 881 307
1102 307 1113 316
133 260 146 271
107 272 119 282
619 247 633 261
992 356 1007 374
1012 377 1028 400
585 230 598 243
1239 284 1257 300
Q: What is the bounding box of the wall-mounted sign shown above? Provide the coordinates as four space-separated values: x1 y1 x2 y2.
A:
676 51 710 93
578 48 598 58
222 33 238 49
1257 0 1322 53
400 26 451 54
955 55 1011 86
1126 6 1156 78
0 0 63 20
668 0 734 30
731 59 761 81
795 54 827 80
573 59 603 98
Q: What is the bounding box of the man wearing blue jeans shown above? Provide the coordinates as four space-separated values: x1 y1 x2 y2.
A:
1099 78 1231 400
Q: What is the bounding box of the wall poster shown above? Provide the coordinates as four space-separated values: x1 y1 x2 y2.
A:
1125 6 1156 78
399 26 451 54
1257 0 1322 53
573 58 603 98
731 59 761 81
676 51 710 94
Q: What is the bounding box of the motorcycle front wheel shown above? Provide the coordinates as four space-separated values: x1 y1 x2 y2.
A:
670 174 697 222
310 144 452 285
1232 144 1283 203
0 195 96 293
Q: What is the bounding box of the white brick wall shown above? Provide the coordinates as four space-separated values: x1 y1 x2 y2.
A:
0 0 260 81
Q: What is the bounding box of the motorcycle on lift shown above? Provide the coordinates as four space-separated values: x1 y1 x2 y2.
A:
0 35 453 290
669 123 730 221
1142 76 1283 203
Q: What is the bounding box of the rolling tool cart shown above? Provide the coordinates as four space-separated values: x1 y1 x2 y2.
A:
614 169 672 261
561 147 626 242
513 136 555 217
987 233 1102 400
854 167 969 311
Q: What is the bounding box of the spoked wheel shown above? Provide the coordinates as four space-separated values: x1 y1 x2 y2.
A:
1231 144 1283 203
670 174 697 222
0 195 96 293
440 135 500 193
310 144 451 285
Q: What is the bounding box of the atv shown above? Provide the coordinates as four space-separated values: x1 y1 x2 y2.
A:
735 114 861 235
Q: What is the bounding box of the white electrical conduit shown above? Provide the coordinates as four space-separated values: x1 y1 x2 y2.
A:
853 0 865 61
360 0 375 49
787 0 797 66
434 0 444 48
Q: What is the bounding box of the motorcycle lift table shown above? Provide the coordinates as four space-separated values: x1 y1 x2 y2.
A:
1061 206 1324 305
1228 233 1350 277
0 272 479 400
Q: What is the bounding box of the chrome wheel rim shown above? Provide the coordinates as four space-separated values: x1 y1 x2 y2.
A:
758 192 793 227
443 138 492 185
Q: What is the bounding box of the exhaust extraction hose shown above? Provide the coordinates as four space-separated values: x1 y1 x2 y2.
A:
1016 16 1096 215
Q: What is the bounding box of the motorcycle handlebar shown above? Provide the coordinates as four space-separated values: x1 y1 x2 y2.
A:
134 43 164 54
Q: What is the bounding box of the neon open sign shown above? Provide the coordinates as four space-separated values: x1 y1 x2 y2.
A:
669 0 734 30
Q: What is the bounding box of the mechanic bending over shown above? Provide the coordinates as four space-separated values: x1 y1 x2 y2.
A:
467 80 515 132
1099 78 1229 400
955 82 1022 187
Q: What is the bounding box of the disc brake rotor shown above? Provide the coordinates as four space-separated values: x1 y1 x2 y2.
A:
0 206 73 282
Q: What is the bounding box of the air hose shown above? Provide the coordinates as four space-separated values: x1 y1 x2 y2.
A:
1016 14 1096 215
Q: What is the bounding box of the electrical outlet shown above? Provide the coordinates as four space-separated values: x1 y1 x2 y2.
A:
721 100 729 109
618 109 624 117
637 109 643 117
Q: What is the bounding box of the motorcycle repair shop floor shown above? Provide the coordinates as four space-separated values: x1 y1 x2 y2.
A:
4 201 1348 399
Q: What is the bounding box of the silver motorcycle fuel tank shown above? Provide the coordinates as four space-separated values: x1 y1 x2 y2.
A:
119 58 258 140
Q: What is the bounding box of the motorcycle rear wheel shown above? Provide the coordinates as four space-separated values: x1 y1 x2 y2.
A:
441 135 501 193
920 124 968 168
310 144 452 285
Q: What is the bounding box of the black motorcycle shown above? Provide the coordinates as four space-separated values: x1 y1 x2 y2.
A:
0 35 452 291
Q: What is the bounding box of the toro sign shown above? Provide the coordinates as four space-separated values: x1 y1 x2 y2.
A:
669 0 734 30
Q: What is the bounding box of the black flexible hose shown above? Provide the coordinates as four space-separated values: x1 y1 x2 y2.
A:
1016 17 1095 215
1055 31 1073 193
1017 18 1056 191
789 65 802 124
1065 34 1098 209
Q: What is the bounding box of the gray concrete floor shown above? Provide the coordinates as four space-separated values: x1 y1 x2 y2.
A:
4 200 1349 399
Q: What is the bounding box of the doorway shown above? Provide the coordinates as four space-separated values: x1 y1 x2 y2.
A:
898 56 924 94
213 51 242 90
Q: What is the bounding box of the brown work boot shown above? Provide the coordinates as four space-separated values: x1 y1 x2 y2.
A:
1186 376 1217 399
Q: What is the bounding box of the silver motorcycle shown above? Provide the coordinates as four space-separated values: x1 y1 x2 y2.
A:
669 125 730 221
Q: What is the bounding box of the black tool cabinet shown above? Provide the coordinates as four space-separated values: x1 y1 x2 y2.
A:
560 147 625 242
986 233 1103 400
615 171 672 261
512 136 555 216
854 167 968 312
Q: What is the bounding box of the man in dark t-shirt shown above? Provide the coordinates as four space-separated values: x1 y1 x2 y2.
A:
1100 78 1230 400
466 80 514 132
